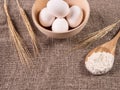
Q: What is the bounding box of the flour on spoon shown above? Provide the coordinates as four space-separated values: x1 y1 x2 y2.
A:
85 52 114 75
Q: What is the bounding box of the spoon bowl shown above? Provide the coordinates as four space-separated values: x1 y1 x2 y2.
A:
85 31 120 75
32 0 90 39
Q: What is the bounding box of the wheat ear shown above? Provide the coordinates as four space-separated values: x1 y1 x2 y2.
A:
16 0 39 57
4 0 32 68
70 20 120 52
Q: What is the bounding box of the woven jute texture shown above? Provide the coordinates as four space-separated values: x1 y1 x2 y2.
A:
0 0 120 90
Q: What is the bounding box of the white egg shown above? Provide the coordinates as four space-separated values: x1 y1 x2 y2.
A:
39 8 55 27
66 6 83 28
52 18 69 33
47 0 69 18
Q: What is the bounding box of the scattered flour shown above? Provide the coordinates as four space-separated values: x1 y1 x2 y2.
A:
85 52 114 75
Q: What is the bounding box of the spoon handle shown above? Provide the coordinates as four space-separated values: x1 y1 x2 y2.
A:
101 30 120 55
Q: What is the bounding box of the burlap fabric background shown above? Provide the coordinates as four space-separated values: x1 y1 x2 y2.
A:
0 0 120 90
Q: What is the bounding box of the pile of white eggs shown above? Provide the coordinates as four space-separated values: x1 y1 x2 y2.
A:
39 0 83 33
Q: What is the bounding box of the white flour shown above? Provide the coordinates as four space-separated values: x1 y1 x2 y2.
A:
85 52 114 75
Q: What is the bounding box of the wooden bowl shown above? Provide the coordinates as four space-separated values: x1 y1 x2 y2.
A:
32 0 90 39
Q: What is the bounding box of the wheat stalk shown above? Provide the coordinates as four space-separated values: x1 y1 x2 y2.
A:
70 20 120 52
4 0 32 68
16 0 39 57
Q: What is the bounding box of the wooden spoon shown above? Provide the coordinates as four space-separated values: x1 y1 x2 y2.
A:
85 30 120 75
